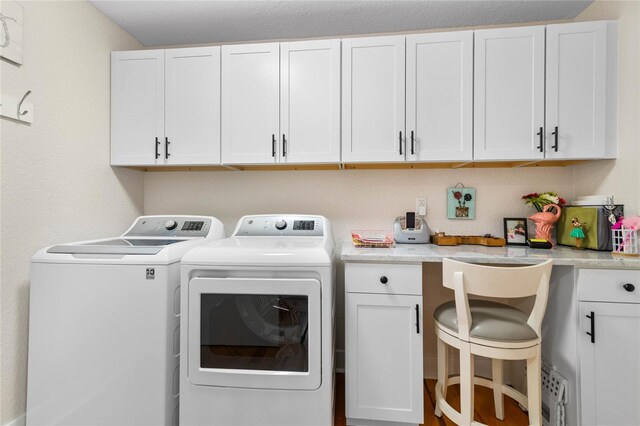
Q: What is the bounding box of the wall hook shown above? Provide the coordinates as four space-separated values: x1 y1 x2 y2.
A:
0 89 34 123
17 89 31 118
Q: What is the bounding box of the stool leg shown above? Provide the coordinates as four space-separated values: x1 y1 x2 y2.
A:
492 358 505 420
526 346 542 426
459 343 474 425
435 337 446 417
442 340 449 399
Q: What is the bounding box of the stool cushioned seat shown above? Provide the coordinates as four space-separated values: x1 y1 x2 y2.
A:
434 299 538 342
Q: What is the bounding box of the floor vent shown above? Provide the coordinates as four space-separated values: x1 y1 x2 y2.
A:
541 358 568 426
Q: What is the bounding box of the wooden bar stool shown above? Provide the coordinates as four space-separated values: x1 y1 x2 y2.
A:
434 258 553 426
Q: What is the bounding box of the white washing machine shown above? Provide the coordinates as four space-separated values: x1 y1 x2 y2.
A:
180 214 335 426
26 215 225 426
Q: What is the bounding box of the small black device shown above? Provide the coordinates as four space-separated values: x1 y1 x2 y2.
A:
405 212 416 229
527 238 553 249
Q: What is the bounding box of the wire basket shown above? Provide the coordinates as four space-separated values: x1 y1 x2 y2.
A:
612 227 639 257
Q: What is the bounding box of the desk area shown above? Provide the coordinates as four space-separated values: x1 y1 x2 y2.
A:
341 243 640 426
342 242 640 268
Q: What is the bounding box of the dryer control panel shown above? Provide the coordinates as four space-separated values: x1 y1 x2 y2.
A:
234 215 325 237
125 216 212 238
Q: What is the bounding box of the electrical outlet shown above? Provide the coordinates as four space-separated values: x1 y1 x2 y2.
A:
416 198 427 216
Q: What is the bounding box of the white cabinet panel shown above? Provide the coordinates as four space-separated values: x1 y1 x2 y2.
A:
342 36 405 163
406 31 473 162
222 43 279 165
546 22 607 159
474 26 545 161
346 293 423 424
578 302 640 425
280 40 341 164
111 50 164 166
345 262 423 425
165 47 221 165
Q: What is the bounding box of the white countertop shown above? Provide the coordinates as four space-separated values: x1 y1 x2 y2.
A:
341 240 640 269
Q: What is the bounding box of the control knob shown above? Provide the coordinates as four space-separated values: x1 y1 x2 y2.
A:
165 220 178 230
275 219 287 230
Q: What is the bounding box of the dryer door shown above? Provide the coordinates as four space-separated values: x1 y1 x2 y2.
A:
187 277 321 390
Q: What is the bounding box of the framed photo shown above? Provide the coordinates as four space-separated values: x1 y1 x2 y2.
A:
504 218 528 246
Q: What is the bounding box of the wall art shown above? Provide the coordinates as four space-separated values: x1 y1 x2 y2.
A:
1 1 23 65
447 184 476 220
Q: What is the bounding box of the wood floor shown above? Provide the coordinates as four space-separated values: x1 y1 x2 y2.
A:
334 373 529 426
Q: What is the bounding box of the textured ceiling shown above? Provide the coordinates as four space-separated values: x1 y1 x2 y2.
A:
90 0 593 47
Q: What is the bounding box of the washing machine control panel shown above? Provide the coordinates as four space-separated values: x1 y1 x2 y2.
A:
125 216 212 238
235 216 324 237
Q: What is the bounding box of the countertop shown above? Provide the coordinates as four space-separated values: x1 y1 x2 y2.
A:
341 241 640 269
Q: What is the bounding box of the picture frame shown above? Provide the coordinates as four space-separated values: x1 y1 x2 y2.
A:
504 218 528 246
447 186 476 220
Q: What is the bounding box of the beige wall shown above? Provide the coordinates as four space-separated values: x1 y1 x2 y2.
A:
574 0 640 216
0 2 143 424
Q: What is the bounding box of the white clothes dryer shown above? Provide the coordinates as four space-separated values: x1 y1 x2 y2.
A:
26 215 225 426
180 214 335 426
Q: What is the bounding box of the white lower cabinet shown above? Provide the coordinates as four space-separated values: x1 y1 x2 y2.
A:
345 263 423 426
577 269 640 426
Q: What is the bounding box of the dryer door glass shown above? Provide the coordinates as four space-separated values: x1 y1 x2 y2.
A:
200 294 309 372
187 277 322 390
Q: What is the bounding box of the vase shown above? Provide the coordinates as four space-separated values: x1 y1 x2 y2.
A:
455 206 469 218
528 204 562 246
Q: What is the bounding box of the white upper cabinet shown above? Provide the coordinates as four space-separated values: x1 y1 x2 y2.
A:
111 50 165 166
165 47 221 165
342 36 406 163
280 40 341 164
111 47 221 167
474 26 546 161
221 43 280 165
546 21 615 159
222 40 340 165
406 32 473 162
112 21 616 168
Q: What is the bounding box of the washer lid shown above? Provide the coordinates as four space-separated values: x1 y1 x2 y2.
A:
47 238 187 255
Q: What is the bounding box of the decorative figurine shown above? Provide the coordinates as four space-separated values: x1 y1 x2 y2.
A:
570 217 586 249
528 204 562 247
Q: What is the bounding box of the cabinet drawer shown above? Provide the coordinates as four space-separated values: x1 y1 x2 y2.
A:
578 269 640 303
345 263 422 295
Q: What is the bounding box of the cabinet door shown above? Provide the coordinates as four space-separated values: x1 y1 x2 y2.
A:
579 302 640 425
474 27 545 161
221 43 279 165
546 22 607 159
280 40 340 164
111 50 164 166
406 31 473 162
165 47 221 165
346 293 423 424
342 36 405 163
